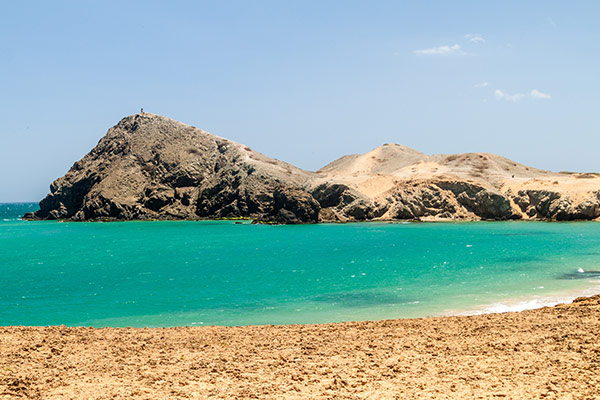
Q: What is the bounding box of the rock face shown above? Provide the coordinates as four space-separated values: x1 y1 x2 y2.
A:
32 113 317 223
29 113 600 223
368 180 520 221
513 190 600 220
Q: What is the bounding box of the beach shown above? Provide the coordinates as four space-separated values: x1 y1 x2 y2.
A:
1 295 599 399
3 2 599 399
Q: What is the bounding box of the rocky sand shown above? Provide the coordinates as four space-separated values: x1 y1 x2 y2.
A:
1 295 599 399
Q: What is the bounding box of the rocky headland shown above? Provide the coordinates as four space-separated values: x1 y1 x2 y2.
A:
27 113 600 223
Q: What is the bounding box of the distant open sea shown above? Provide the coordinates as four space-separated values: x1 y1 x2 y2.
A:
1 202 599 327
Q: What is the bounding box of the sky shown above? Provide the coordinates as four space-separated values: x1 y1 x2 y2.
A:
1 1 599 202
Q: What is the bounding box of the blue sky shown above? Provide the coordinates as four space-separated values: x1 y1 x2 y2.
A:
1 1 598 202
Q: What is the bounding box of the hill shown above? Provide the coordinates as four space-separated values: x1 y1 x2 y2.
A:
28 113 600 222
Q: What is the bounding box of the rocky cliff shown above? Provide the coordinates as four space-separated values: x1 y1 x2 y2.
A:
27 113 600 223
29 113 318 223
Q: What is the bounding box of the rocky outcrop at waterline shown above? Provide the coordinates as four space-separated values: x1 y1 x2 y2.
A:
26 113 320 223
512 189 600 220
26 113 600 223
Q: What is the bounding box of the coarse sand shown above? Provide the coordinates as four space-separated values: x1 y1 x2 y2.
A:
1 295 599 399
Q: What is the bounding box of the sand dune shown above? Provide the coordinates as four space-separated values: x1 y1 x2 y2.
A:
317 143 597 201
313 143 600 222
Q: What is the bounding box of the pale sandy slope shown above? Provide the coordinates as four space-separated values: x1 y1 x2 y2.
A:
315 143 600 218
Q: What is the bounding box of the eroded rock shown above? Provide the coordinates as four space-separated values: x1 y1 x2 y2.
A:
29 113 600 223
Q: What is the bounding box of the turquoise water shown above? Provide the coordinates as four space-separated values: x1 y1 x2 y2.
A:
1 203 599 327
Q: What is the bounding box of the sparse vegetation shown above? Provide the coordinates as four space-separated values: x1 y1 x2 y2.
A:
576 173 600 179
216 216 252 221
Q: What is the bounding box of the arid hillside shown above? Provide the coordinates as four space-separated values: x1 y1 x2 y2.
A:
28 113 600 222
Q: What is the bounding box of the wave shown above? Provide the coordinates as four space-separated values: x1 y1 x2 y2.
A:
450 283 600 316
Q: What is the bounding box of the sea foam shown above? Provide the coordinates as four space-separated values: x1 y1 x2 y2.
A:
453 283 600 316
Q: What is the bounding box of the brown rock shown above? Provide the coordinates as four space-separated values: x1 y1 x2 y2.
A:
29 113 600 223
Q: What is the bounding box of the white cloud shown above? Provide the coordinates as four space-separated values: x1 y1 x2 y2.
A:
495 89 551 102
413 44 465 56
495 90 525 102
474 82 489 88
530 89 551 99
465 34 485 44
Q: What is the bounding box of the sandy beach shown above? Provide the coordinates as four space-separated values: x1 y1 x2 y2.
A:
1 295 599 399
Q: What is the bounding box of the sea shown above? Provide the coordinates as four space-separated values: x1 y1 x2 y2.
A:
1 202 599 327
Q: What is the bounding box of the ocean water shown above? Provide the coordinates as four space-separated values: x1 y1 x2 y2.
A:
1 202 599 327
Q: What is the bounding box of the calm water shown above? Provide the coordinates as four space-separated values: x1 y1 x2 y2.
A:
1 203 599 327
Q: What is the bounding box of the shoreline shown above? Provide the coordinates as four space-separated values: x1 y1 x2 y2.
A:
4 282 600 329
9 204 600 224
448 280 600 317
2 295 599 399
18 215 600 223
